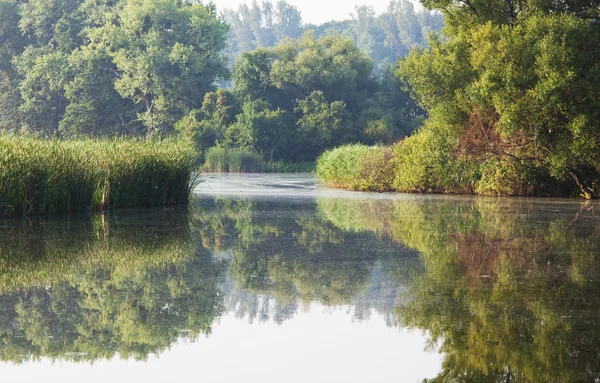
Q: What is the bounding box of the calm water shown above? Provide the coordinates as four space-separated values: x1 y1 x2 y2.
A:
1 173 600 382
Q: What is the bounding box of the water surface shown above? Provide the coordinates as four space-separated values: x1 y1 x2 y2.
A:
1 173 600 382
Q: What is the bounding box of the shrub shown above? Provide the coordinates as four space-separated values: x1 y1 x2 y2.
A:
316 144 393 191
393 123 476 193
475 157 568 197
356 146 396 191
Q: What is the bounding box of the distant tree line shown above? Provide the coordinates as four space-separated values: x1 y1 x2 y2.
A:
222 0 444 74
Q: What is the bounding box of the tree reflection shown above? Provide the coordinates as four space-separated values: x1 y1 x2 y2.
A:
0 210 226 363
317 198 600 382
195 198 416 323
0 197 417 362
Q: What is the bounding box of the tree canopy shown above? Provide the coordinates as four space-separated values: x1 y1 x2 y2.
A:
179 33 424 162
223 0 444 74
394 0 600 197
0 0 229 137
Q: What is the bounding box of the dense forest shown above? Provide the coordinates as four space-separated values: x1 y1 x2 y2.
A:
0 0 440 162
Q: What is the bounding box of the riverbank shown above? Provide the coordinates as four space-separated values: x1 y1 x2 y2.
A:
316 144 585 198
0 136 196 217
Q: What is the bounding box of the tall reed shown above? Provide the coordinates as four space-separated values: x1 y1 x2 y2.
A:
202 146 314 173
0 136 197 217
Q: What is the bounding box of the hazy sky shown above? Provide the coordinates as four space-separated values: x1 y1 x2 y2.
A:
210 0 413 25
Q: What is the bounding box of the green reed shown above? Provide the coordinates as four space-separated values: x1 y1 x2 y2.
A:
202 146 314 173
0 136 197 216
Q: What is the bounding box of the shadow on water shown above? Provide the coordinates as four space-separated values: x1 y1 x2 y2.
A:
1 181 600 382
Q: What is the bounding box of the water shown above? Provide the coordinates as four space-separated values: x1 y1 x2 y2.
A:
1 173 600 382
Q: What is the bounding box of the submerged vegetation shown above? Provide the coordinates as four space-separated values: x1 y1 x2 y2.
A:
0 136 196 217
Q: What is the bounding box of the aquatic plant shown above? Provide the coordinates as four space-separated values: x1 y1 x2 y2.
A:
202 147 314 173
0 136 197 216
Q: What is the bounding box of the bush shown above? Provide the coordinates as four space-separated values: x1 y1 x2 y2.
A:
356 147 396 191
475 157 567 197
393 123 476 193
0 136 196 217
316 144 394 191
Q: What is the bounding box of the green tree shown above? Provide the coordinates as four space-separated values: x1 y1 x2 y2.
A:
90 0 229 136
295 91 355 159
15 47 70 135
61 45 141 137
0 0 25 132
176 89 240 155
224 99 294 160
397 1 600 197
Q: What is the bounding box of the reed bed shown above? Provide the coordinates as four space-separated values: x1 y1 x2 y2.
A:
0 136 197 217
202 146 314 173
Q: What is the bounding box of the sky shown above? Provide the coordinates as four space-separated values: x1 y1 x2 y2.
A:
210 0 414 25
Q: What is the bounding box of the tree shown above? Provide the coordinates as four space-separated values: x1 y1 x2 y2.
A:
397 0 600 197
15 47 70 135
90 0 229 136
223 99 294 160
0 0 25 131
295 91 355 159
175 89 240 155
61 45 141 137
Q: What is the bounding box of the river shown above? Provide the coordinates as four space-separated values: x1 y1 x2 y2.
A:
0 173 599 382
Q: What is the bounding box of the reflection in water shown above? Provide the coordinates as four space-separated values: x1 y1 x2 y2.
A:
0 198 416 364
318 198 600 382
0 192 599 382
195 198 418 325
0 211 225 362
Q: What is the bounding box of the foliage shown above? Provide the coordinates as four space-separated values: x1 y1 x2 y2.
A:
392 121 477 193
0 135 196 216
202 146 314 173
206 33 424 163
202 146 267 173
89 0 229 136
223 0 444 75
316 144 395 191
175 89 240 157
0 0 229 137
397 2 600 197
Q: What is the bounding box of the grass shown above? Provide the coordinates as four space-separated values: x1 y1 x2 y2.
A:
202 147 314 173
0 135 197 217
